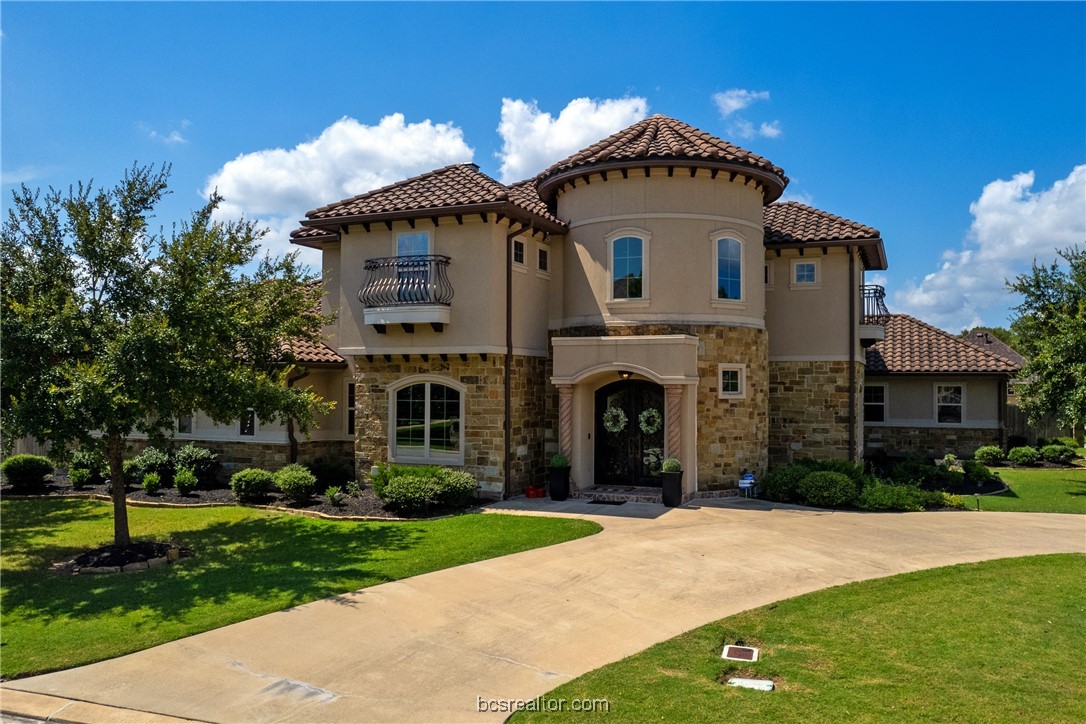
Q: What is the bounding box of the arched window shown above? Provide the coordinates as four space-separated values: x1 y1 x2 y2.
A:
716 237 742 300
611 236 644 300
390 378 464 464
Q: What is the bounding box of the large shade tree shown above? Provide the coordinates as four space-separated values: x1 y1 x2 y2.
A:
1007 246 1086 434
1 164 331 546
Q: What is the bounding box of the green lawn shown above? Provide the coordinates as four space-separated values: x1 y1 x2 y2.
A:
977 466 1086 514
0 499 600 679
515 554 1086 723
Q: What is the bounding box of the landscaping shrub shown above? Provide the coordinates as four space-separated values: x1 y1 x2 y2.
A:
308 457 355 488
1 454 53 491
1008 446 1040 466
325 485 342 506
973 445 1004 466
69 449 108 484
922 490 966 510
889 457 940 485
273 463 318 503
1054 436 1080 451
230 468 274 502
1040 444 1075 465
962 460 995 486
172 444 219 487
761 462 816 503
798 471 859 508
68 467 91 490
378 466 479 514
142 472 162 495
127 447 173 486
370 462 440 498
857 481 926 512
174 467 199 496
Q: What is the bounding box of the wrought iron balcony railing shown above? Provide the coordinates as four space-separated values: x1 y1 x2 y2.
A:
862 284 890 326
359 255 454 308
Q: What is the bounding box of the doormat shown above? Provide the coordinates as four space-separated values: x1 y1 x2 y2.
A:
588 499 626 505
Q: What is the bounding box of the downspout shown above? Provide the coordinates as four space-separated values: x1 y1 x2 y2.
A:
286 368 310 464
848 246 856 463
504 223 527 499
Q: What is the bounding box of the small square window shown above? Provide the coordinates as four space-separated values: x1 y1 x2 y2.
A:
240 410 255 436
513 239 525 265
717 364 746 399
538 247 549 272
794 262 817 284
177 415 193 434
721 370 740 393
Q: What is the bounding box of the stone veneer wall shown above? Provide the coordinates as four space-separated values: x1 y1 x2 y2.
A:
353 353 547 498
768 360 864 467
864 425 1002 460
552 324 769 491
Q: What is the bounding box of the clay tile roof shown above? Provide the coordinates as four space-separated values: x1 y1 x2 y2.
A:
961 329 1027 367
290 225 338 242
306 163 508 221
507 180 563 226
280 338 346 367
866 315 1022 375
763 201 881 243
535 114 788 201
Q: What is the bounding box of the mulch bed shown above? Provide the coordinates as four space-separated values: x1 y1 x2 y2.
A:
1 477 475 520
73 541 177 569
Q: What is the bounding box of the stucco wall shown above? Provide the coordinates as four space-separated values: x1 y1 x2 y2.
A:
865 375 1001 426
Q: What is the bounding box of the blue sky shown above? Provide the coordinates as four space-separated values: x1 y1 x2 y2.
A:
4 1 1084 333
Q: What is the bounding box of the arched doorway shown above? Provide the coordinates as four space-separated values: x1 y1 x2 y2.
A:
594 380 665 486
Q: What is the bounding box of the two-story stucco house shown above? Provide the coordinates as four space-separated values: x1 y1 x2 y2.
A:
287 115 895 500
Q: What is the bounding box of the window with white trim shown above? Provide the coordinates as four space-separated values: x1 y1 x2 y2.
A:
177 414 193 434
391 379 464 463
715 237 742 301
792 259 818 285
935 385 963 424
513 238 525 266
537 246 549 272
611 235 644 300
717 363 746 399
397 232 431 257
864 384 886 423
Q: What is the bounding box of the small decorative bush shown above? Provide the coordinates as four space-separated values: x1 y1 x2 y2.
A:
142 472 162 495
69 449 108 484
799 471 859 508
1 454 53 491
1040 444 1075 464
308 457 354 488
346 479 363 497
922 490 966 510
550 452 570 468
1054 436 1080 451
68 467 92 490
939 453 958 469
435 468 478 508
172 444 219 487
273 463 318 503
661 457 682 473
973 445 1004 466
857 481 926 512
230 468 274 502
1008 446 1040 466
378 466 478 514
761 462 815 503
962 460 995 486
127 447 173 486
370 462 439 498
174 467 199 496
325 485 342 506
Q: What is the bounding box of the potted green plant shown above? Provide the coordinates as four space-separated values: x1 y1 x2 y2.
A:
660 457 683 507
548 452 571 501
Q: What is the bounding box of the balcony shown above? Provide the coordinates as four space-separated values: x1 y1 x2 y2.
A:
860 284 889 347
359 255 453 333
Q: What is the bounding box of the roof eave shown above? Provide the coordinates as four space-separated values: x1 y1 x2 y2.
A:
765 237 888 270
301 201 568 235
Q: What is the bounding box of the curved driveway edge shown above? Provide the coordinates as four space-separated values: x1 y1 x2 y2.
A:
4 499 1084 723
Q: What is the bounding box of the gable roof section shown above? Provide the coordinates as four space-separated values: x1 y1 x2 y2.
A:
962 330 1027 367
534 114 788 203
764 201 887 270
866 315 1021 375
292 164 566 247
280 338 346 367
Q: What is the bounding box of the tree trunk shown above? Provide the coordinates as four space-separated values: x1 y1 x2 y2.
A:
106 434 131 547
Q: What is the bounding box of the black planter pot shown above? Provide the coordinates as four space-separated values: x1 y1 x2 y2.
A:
547 466 571 501
661 470 683 507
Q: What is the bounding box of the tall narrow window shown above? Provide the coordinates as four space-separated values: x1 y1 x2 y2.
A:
716 237 742 300
864 385 886 422
347 382 356 436
391 379 464 463
240 410 255 436
397 232 432 303
936 385 963 424
513 239 525 265
612 236 643 300
538 247 549 272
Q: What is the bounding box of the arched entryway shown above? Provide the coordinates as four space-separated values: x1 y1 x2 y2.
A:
594 380 665 486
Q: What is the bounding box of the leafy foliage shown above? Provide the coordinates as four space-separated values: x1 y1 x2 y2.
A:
377 466 478 514
324 485 342 506
171 445 219 487
68 468 91 490
856 481 927 512
141 472 161 495
661 457 682 473
1 454 53 491
369 462 439 499
69 449 109 484
962 460 995 485
1008 446 1040 466
307 457 354 488
273 463 318 503
798 471 859 508
973 445 1004 466
1040 444 1075 464
0 164 332 545
1008 246 1086 429
127 447 173 486
174 467 198 496
229 468 273 502
549 452 570 468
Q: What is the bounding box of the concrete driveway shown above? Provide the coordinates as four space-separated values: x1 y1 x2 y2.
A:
3 499 1083 723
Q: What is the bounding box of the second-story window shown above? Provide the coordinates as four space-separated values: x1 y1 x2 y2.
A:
513 239 525 265
538 247 549 272
397 232 432 303
716 238 742 300
398 232 431 257
612 236 644 300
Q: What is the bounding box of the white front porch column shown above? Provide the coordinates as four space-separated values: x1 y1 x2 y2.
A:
664 384 683 458
557 384 574 459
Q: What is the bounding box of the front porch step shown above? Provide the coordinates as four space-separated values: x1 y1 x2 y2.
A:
572 485 663 505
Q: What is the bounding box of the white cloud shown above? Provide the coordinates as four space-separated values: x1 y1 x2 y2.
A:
894 165 1086 331
730 118 782 141
496 97 649 183
1 165 44 185
758 121 782 139
779 190 814 206
713 89 770 117
204 113 474 267
139 120 190 145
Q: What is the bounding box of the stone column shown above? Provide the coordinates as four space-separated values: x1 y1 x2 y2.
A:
664 384 684 458
557 384 574 458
